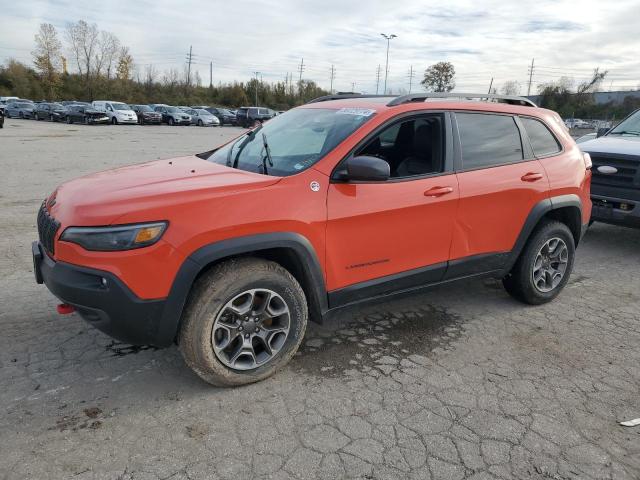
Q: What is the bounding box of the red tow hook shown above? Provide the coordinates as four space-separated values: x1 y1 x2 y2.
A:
57 303 75 315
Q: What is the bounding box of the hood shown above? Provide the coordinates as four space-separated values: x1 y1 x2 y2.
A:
49 156 280 226
579 135 640 156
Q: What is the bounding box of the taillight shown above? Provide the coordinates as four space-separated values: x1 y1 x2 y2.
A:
583 152 592 170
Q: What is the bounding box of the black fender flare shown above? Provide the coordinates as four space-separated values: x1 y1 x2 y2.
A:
154 232 328 346
502 194 583 275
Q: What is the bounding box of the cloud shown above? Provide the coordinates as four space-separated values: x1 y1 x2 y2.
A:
524 20 586 32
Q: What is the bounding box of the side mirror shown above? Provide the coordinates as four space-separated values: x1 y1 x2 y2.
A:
343 155 390 182
596 127 609 138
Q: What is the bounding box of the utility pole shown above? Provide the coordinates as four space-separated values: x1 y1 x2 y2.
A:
253 71 260 106
380 33 397 95
487 77 493 94
527 58 535 96
351 82 356 92
375 65 381 94
209 61 213 88
298 58 305 89
329 64 336 94
408 65 415 93
186 45 193 88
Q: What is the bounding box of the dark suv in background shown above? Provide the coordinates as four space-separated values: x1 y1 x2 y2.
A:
579 108 640 228
235 107 275 127
131 105 162 125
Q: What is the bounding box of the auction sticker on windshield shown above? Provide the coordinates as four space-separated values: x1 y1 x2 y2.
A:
336 108 376 117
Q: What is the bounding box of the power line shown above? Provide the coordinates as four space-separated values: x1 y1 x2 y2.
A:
185 45 193 87
527 58 535 96
329 64 336 94
407 65 415 93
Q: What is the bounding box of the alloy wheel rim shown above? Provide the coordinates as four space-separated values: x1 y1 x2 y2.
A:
212 288 290 371
532 237 569 293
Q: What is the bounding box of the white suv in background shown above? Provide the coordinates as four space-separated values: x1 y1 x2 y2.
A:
92 101 137 125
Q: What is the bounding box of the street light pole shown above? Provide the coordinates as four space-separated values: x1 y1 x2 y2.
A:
381 33 397 95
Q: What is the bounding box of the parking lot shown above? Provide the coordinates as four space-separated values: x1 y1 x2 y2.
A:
1 118 639 479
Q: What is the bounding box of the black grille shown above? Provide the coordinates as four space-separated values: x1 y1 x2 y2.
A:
590 153 640 188
37 201 60 254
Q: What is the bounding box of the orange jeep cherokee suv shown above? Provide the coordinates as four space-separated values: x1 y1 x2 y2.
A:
34 93 592 386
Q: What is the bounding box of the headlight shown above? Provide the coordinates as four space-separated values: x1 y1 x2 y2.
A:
60 222 167 251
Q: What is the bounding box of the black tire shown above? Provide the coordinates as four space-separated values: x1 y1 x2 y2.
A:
84 116 89 125
168 117 174 126
49 114 54 122
66 115 72 124
197 119 203 127
111 117 118 125
19 111 24 119
502 220 575 305
179 257 308 387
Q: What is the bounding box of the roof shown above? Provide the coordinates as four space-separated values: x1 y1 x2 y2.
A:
302 94 543 117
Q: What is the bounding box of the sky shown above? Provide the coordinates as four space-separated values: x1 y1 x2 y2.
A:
1 0 639 95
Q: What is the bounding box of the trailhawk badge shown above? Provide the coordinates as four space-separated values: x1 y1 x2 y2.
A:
310 181 321 192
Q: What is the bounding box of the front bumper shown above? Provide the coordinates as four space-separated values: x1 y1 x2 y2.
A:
33 241 171 346
117 117 138 124
591 195 640 228
89 117 110 124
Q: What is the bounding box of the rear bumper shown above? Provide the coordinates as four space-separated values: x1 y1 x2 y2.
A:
591 194 640 228
33 241 173 346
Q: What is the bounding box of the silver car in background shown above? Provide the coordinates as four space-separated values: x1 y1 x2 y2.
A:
184 108 220 127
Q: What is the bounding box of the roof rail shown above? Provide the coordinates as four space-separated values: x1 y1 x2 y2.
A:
386 93 537 107
306 93 392 104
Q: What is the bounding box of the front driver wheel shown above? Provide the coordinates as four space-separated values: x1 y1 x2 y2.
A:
111 117 118 125
179 258 308 387
503 220 575 305
168 117 175 126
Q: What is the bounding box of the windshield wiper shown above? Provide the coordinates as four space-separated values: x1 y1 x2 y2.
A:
228 125 263 168
260 132 274 175
609 130 640 136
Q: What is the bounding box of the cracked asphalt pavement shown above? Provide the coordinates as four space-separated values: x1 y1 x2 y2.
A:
1 119 639 479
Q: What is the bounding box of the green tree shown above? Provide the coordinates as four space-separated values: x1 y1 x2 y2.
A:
421 62 455 92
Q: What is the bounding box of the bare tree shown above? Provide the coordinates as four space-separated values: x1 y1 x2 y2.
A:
65 20 99 82
501 80 521 96
94 31 120 79
32 23 62 100
144 64 158 87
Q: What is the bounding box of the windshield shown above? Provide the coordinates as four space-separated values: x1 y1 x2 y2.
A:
609 110 640 136
137 105 153 112
207 107 375 176
167 107 182 113
219 109 232 115
112 103 130 111
197 109 212 116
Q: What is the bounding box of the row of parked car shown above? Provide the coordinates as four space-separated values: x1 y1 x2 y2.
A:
0 96 280 128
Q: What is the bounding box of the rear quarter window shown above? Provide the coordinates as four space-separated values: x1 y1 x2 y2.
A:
456 113 524 170
521 117 562 157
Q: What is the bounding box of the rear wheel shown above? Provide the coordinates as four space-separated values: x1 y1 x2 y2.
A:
66 115 72 124
502 220 575 304
111 117 118 125
179 258 308 387
19 111 24 119
168 117 175 126
197 119 203 127
84 116 89 125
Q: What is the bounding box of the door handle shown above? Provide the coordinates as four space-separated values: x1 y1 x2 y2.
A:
424 186 454 197
521 172 544 182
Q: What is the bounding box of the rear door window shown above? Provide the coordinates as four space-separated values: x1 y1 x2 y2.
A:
456 113 524 169
520 117 561 157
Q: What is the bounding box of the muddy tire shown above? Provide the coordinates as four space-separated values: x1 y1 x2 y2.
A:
503 220 575 305
179 257 308 387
